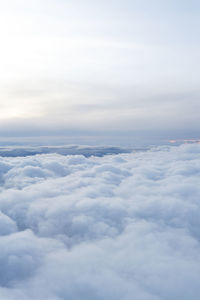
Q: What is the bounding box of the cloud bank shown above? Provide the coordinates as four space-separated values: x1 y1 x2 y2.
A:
0 145 132 158
0 144 200 299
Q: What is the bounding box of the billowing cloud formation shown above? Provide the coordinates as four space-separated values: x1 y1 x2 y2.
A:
0 144 200 299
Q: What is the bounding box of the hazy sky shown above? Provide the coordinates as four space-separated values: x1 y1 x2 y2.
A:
0 0 200 144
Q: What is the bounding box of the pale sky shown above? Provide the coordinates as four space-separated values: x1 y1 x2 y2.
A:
0 0 200 144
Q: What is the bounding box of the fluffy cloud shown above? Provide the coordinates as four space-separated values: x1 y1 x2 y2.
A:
0 144 200 299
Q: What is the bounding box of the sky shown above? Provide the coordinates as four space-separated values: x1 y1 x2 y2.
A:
0 0 200 145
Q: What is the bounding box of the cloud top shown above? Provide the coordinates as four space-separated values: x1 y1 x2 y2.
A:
0 144 200 299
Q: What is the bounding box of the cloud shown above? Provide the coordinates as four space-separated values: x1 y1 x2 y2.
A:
0 145 131 158
0 144 200 299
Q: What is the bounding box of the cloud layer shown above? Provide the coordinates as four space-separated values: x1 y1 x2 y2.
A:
0 144 200 299
0 145 132 157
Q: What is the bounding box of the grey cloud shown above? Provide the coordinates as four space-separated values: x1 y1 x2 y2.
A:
0 145 131 158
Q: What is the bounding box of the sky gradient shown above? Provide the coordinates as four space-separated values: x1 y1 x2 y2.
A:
1 0 200 145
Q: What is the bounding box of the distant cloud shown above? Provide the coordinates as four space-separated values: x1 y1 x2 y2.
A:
0 144 200 299
0 145 131 158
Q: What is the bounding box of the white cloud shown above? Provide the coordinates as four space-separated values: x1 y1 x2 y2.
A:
0 144 200 299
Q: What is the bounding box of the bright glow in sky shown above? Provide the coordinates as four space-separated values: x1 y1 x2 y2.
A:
0 0 200 143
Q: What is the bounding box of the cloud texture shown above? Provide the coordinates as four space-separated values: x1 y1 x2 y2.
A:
0 144 200 299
